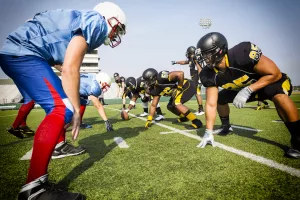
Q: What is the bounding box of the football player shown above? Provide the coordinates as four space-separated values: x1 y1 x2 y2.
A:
0 2 126 199
123 76 165 121
196 32 300 159
77 72 114 131
172 46 205 115
114 72 126 98
142 68 203 129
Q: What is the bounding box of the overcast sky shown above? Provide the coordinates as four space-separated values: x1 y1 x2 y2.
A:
0 0 299 84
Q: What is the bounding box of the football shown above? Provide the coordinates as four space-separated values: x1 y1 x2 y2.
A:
121 110 129 120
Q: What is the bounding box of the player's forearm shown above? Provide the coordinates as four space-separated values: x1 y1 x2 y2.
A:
128 97 137 110
149 103 156 118
249 73 282 92
176 61 188 65
205 103 217 130
92 96 108 121
177 71 184 87
62 68 80 113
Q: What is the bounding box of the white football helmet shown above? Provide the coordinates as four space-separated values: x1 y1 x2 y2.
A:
96 72 112 93
94 2 126 48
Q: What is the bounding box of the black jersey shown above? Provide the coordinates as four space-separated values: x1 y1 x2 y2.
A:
148 71 178 96
115 76 125 87
129 76 146 95
200 42 263 91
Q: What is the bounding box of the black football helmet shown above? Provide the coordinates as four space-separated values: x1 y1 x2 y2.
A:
186 46 196 58
142 68 158 87
196 32 228 68
113 72 119 78
125 77 137 90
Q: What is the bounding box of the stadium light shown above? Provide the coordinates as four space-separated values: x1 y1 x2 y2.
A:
199 18 212 29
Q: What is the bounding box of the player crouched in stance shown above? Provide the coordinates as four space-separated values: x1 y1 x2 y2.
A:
123 76 165 121
172 46 205 115
142 68 203 129
79 72 113 131
0 1 126 199
196 32 300 159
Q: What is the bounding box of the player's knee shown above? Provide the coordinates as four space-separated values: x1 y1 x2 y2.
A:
167 104 174 111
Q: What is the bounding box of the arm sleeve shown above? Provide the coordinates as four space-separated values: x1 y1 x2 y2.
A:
199 68 217 87
72 11 107 51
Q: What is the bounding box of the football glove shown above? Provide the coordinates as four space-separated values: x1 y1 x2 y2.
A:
105 120 114 131
197 129 215 148
233 86 253 109
124 109 129 113
172 86 183 99
145 116 153 128
171 61 176 65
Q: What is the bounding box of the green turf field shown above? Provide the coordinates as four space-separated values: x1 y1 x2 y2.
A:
1 95 300 200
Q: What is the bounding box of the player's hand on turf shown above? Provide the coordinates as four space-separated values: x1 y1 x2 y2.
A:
71 111 81 141
171 61 176 65
105 120 114 131
145 116 153 128
197 129 215 148
233 86 253 109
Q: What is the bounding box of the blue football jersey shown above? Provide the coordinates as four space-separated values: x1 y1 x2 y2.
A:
79 73 102 97
0 9 107 66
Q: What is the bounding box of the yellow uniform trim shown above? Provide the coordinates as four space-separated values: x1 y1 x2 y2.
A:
186 112 196 121
282 78 291 95
175 80 188 105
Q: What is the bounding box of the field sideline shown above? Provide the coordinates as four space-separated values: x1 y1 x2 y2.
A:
1 95 300 199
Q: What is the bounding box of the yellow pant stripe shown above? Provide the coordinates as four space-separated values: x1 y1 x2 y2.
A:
282 78 291 95
175 80 189 105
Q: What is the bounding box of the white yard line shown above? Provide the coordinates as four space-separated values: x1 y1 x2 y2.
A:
114 137 129 148
106 107 300 178
272 120 284 123
20 148 32 160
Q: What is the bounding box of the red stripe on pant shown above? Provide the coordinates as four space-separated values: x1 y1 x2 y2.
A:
26 78 67 183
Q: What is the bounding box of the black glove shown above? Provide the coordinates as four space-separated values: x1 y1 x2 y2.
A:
105 120 114 131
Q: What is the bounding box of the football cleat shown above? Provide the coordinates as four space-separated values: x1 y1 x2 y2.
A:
52 142 86 159
256 106 262 110
155 115 165 121
285 148 300 159
213 125 233 136
18 174 85 200
194 110 205 116
19 125 35 137
191 119 203 129
139 112 148 117
80 123 92 129
7 126 24 139
263 104 270 109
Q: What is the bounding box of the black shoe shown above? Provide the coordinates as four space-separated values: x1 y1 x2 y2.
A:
191 119 203 129
285 148 300 159
52 142 86 159
178 117 188 123
7 126 24 139
80 123 92 129
19 125 35 137
214 125 233 136
18 174 85 200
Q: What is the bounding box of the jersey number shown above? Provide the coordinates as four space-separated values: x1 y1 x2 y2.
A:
160 87 173 96
249 43 261 61
222 75 253 90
